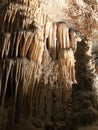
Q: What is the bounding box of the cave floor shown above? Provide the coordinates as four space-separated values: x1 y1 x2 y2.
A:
78 120 98 130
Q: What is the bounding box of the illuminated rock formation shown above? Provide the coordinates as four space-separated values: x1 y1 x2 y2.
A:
0 0 98 130
72 39 98 128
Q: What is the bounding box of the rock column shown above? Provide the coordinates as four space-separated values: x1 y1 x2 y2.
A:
72 38 98 127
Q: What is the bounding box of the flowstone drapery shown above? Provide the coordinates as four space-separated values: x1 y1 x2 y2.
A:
0 0 98 130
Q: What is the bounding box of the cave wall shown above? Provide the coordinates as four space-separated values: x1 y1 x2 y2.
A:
0 1 98 130
0 1 76 130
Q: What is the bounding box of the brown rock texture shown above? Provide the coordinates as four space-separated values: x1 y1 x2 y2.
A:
0 0 98 130
72 39 98 128
0 1 76 130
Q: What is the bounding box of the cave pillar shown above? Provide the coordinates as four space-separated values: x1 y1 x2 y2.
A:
72 38 98 126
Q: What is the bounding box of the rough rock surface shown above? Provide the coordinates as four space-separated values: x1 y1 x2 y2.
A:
72 39 98 129
0 0 98 130
0 1 76 130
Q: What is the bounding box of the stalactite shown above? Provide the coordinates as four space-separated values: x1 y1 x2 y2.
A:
57 23 68 49
66 28 70 49
0 1 47 130
15 32 23 57
1 60 12 107
0 33 10 58
14 61 22 105
25 33 34 56
28 78 37 117
70 30 77 50
58 49 75 87
45 19 52 39
52 23 57 58
0 1 92 130
48 24 52 51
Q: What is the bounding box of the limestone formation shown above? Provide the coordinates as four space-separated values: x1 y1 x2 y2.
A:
0 0 98 130
72 39 98 128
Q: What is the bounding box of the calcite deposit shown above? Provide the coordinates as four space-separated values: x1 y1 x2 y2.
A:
0 0 98 130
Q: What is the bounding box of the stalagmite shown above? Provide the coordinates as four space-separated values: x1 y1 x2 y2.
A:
72 38 98 128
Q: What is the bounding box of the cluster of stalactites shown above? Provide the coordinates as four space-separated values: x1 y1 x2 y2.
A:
0 0 80 108
43 21 77 87
41 0 98 40
0 0 47 64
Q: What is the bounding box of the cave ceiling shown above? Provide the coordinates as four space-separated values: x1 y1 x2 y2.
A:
41 0 98 40
41 0 98 62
